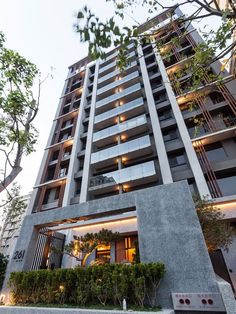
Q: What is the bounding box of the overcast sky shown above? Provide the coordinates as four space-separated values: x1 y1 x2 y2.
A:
0 0 222 200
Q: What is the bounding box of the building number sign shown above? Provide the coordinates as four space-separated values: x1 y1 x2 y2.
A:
13 250 25 262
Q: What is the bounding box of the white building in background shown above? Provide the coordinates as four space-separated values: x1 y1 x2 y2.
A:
0 192 31 258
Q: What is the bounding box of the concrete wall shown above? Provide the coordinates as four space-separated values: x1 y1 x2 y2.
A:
2 181 231 311
136 181 220 308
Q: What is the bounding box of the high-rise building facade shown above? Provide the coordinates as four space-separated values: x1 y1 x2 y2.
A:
7 5 236 293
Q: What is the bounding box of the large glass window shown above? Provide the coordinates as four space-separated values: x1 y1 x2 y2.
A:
169 153 186 167
205 143 227 162
217 175 236 196
163 129 178 142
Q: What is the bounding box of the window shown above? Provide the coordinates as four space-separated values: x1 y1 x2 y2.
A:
159 109 172 121
63 146 72 157
96 245 111 263
163 129 178 142
59 167 67 178
43 187 60 205
125 237 136 263
51 150 59 161
217 175 236 197
46 166 55 181
209 92 225 104
155 92 167 104
205 143 227 162
62 106 70 115
169 153 186 167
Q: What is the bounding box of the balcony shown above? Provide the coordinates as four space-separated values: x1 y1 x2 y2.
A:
94 97 145 129
99 51 136 75
98 61 137 85
41 200 59 211
91 135 152 167
93 114 148 147
99 43 135 66
89 161 157 195
97 71 140 97
96 83 142 110
191 117 236 144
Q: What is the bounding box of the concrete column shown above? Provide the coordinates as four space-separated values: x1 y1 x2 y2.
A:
137 45 173 184
153 45 211 197
80 61 100 203
62 66 91 206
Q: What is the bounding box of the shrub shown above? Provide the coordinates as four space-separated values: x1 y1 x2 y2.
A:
9 262 165 308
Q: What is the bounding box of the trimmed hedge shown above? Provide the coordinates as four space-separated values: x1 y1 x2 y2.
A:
9 263 165 308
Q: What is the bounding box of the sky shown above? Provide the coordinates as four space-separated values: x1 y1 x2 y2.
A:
0 0 223 200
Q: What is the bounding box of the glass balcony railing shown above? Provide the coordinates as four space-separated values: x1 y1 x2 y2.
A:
94 97 144 124
93 114 147 142
100 43 135 65
97 71 139 95
99 60 117 74
98 61 137 84
96 83 142 109
90 160 156 188
91 135 151 164
99 51 136 74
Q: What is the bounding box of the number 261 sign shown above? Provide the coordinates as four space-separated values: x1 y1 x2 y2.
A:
13 250 25 262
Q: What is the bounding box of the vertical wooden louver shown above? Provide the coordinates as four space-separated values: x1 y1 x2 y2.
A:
194 141 223 198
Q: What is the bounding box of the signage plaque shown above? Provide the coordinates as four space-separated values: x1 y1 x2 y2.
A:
172 293 225 312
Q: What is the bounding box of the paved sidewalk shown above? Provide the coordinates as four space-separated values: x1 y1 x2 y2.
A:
0 306 174 314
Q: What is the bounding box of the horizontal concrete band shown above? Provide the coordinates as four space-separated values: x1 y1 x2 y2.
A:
0 306 174 314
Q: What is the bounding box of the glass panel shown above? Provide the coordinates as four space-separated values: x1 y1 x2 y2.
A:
89 161 155 187
91 135 150 163
95 97 144 124
97 71 139 95
96 83 141 109
98 60 137 84
217 176 236 197
93 114 147 142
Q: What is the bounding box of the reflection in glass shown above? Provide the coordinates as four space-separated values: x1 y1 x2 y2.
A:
90 161 156 187
96 83 141 109
93 114 147 142
98 60 137 84
91 135 151 164
97 71 139 95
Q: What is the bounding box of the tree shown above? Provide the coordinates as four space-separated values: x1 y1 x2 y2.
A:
0 32 40 194
58 228 120 267
0 253 8 291
0 183 27 254
75 1 236 78
195 196 233 252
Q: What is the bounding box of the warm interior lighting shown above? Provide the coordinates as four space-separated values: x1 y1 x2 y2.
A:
121 135 126 140
65 139 74 146
59 285 65 292
216 201 236 209
74 239 79 255
73 218 137 231
119 101 124 106
120 116 125 122
122 157 127 162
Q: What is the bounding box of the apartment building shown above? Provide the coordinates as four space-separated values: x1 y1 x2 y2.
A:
0 193 31 258
5 5 236 296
